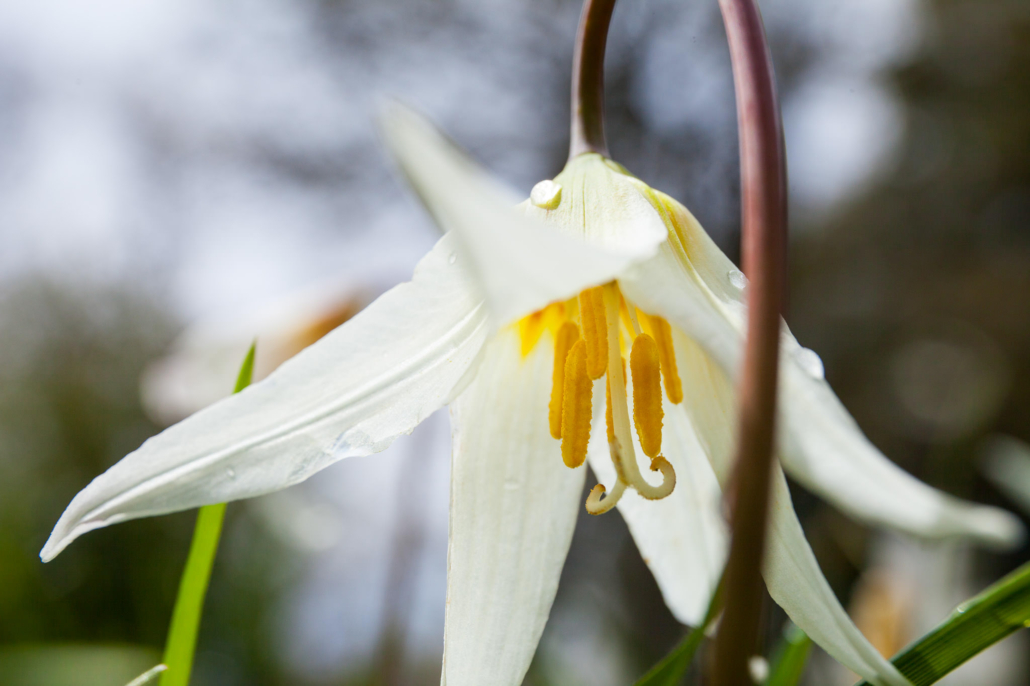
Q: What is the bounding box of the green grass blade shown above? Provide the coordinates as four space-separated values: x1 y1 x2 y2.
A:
765 624 811 686
855 560 1030 686
159 343 256 686
126 664 168 686
634 581 724 686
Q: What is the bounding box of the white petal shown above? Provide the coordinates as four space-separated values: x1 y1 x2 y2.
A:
779 344 1024 548
525 153 669 256
42 234 488 561
380 104 661 327
982 435 1030 516
619 193 1023 547
443 327 585 686
662 332 909 684
764 467 912 686
588 386 727 627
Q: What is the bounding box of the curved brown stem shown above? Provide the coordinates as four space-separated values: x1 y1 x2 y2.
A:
710 0 788 684
569 0 616 160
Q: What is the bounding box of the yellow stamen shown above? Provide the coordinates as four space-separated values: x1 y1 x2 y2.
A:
644 456 676 500
648 315 683 404
560 339 592 468
549 321 580 439
631 334 664 458
579 286 608 380
585 479 626 515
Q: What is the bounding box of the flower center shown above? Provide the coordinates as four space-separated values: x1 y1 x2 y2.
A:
521 282 684 514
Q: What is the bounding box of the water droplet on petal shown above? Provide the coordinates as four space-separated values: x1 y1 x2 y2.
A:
795 347 825 379
226 467 236 479
728 269 747 290
530 179 562 210
448 252 457 265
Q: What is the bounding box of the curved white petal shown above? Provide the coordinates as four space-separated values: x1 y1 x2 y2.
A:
380 105 662 327
619 192 1023 547
665 331 910 685
42 234 488 561
779 345 1024 548
443 328 585 686
982 435 1030 516
765 467 911 686
588 384 727 627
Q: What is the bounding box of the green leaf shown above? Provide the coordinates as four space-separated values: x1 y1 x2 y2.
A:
855 560 1030 686
634 582 723 686
765 624 811 686
159 343 256 686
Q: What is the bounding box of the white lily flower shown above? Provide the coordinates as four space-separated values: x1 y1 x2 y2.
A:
42 107 1022 686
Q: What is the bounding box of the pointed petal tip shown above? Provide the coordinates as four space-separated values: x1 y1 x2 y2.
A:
39 508 103 562
965 506 1026 551
40 526 72 563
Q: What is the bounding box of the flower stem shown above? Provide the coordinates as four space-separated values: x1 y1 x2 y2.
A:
710 0 788 683
569 0 616 160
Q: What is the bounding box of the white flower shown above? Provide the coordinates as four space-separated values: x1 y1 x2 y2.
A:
42 107 1023 686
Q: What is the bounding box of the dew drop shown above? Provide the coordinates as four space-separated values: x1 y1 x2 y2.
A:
226 467 236 479
448 252 457 265
794 347 825 379
530 179 562 210
728 269 747 290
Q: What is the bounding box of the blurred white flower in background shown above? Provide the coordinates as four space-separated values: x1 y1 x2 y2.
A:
141 276 375 425
825 534 1030 686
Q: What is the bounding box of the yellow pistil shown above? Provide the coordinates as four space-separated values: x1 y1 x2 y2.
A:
602 284 675 501
578 286 608 380
549 321 581 439
585 479 626 515
605 356 627 445
560 339 592 469
648 314 683 404
630 334 663 458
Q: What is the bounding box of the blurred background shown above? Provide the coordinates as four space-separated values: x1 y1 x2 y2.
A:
0 0 1028 684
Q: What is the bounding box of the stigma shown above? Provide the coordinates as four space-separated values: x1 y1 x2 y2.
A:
521 283 684 514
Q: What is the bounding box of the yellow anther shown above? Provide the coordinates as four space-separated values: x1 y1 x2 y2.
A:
578 286 608 380
630 334 664 458
548 321 580 439
648 315 683 404
560 339 593 468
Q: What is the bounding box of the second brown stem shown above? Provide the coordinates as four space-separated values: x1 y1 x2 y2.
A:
709 0 788 684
